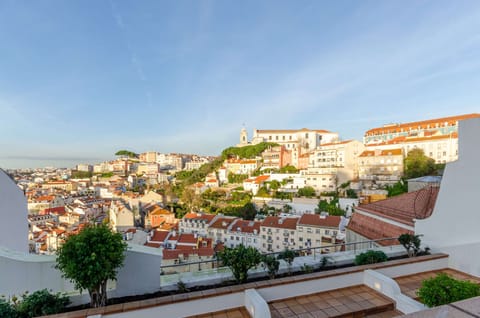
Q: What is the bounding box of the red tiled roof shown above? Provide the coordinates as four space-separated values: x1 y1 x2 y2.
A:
209 217 237 229
356 186 440 226
145 242 161 248
177 233 197 245
261 216 298 230
368 132 458 146
359 149 403 157
254 175 270 184
347 212 412 246
150 230 169 242
318 140 354 147
298 214 340 228
230 219 262 233
365 113 480 135
41 206 66 215
183 212 216 222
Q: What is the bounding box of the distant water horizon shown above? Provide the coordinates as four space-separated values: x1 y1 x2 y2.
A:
0 156 105 170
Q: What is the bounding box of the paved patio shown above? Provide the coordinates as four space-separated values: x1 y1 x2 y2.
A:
395 268 480 301
269 285 401 318
188 307 251 318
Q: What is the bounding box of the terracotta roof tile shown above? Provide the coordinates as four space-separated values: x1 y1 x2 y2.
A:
298 214 340 228
261 216 298 230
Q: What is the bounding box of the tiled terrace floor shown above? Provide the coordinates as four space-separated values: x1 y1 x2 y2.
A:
395 268 480 300
269 285 400 318
188 307 251 318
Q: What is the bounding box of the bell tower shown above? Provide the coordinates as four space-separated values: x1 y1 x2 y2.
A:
239 125 248 146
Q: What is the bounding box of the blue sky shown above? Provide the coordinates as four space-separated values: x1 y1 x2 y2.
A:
1 0 479 169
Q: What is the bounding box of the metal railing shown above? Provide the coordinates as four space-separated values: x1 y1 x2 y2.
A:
159 237 400 276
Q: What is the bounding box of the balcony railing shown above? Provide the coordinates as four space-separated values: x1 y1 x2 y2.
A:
159 237 401 284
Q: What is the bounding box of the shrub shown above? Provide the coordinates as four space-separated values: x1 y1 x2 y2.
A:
0 298 16 318
16 289 70 318
354 250 388 265
417 273 480 307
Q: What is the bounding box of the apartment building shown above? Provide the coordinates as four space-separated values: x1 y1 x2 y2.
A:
259 216 299 252
179 212 216 236
224 158 260 175
358 148 403 185
207 216 238 244
251 128 339 151
109 200 134 232
223 219 262 250
364 113 480 163
261 146 292 169
296 214 341 252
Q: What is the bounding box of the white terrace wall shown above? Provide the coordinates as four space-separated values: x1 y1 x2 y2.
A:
0 169 28 253
416 118 480 277
0 243 162 305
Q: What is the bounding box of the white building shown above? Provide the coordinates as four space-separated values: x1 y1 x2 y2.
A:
224 219 262 250
251 128 339 152
259 216 299 252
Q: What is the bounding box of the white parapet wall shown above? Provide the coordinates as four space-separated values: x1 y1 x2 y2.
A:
416 118 480 277
244 289 271 318
364 269 426 314
0 169 28 253
0 242 163 306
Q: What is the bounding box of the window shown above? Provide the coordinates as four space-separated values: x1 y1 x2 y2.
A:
325 230 330 235
315 229 320 234
269 136 272 140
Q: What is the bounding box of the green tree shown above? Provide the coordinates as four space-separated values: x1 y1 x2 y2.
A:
404 148 436 179
346 189 357 198
269 180 281 190
221 142 278 160
55 224 127 308
398 233 422 257
297 186 316 198
256 186 270 197
278 248 296 274
217 245 262 283
278 165 299 173
115 150 138 158
71 170 93 179
262 255 280 279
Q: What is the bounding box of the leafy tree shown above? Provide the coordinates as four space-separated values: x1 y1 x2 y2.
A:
217 245 262 283
354 250 388 265
221 142 279 160
262 255 280 279
297 186 316 198
278 249 296 274
278 165 299 173
115 150 138 158
317 198 345 216
346 189 357 198
386 180 408 197
398 233 422 257
227 173 249 184
404 148 436 179
55 224 127 308
269 180 281 190
418 273 480 307
71 170 93 179
180 187 204 212
256 186 270 197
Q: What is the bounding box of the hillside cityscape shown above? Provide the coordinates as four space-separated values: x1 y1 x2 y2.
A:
2 1 480 317
3 113 473 258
